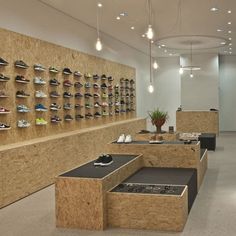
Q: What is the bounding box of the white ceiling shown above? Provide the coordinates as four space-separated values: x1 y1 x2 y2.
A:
39 0 236 57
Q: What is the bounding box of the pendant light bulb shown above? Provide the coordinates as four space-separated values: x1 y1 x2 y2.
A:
147 25 154 39
153 60 159 70
148 84 154 93
190 73 194 78
179 67 184 74
95 38 102 51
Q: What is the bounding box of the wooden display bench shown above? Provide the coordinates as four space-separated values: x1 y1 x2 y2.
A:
107 140 207 190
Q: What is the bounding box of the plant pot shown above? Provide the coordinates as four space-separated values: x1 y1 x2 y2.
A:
152 119 166 134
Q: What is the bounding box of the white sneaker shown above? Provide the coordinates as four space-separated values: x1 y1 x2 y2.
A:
17 120 30 128
35 90 47 98
117 134 125 143
125 135 132 143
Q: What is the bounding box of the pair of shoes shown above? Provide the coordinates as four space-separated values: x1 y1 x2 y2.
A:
17 120 30 128
0 74 10 82
34 64 46 72
94 154 113 166
35 90 47 98
17 105 30 113
117 134 132 143
34 77 46 84
35 104 47 112
16 90 30 98
15 60 29 69
0 123 11 130
35 118 47 125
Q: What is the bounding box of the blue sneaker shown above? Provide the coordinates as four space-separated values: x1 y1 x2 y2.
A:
35 104 47 112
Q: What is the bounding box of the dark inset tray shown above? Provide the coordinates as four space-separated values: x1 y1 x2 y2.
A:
113 140 198 145
111 183 185 196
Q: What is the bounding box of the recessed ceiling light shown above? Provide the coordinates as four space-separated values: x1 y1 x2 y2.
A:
151 40 154 44
169 53 173 56
229 48 232 50
116 16 121 20
141 34 145 38
120 12 128 17
164 49 167 53
161 44 166 47
210 7 219 12
221 42 226 45
228 22 232 25
228 31 232 33
229 52 232 54
229 43 232 46
97 3 102 7
131 26 135 30
158 45 161 49
229 37 232 40
228 10 232 13
217 29 223 32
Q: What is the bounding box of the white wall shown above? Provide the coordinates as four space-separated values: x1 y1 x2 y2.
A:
219 56 236 131
180 54 219 110
0 0 154 120
153 57 181 131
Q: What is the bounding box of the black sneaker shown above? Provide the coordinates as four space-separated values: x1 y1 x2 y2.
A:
0 122 11 130
15 60 29 69
84 93 93 98
85 113 93 119
64 114 73 121
16 90 30 98
74 92 83 98
75 104 83 109
94 156 104 166
0 57 9 66
94 154 113 166
101 83 107 89
63 92 73 98
75 114 84 120
93 74 100 80
130 79 135 84
74 82 83 88
49 78 60 86
101 74 107 80
108 76 113 81
94 112 102 118
63 68 72 75
0 74 10 82
34 64 46 72
15 75 30 83
93 83 100 89
51 115 62 123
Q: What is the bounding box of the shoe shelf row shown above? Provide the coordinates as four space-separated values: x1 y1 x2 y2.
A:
0 58 136 130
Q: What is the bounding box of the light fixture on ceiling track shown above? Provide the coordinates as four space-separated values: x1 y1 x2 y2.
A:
95 2 102 51
148 40 154 93
146 0 154 39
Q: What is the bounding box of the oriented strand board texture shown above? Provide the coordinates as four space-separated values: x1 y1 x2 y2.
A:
0 27 136 145
107 187 188 232
199 150 208 187
0 118 145 208
176 111 219 135
134 132 179 141
55 155 142 230
107 142 204 190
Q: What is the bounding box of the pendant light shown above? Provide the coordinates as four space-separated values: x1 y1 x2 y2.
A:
146 0 154 39
153 60 159 70
148 40 154 93
95 2 102 51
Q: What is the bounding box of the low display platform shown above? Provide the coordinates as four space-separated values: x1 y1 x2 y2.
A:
199 133 216 151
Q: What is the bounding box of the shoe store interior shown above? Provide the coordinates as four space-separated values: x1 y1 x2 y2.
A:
0 0 236 236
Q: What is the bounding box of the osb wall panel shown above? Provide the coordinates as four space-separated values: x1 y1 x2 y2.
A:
134 132 179 141
176 111 219 135
107 188 188 232
0 118 145 208
56 178 104 230
0 27 136 145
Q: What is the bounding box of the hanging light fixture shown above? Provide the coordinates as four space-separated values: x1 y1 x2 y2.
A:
148 40 154 93
153 60 159 70
95 2 102 51
179 66 184 74
146 0 154 39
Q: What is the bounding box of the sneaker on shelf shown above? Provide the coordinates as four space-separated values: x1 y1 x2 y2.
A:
75 114 84 120
74 71 82 77
74 81 83 88
63 103 73 110
49 66 59 73
0 107 10 114
35 104 47 112
109 112 113 116
63 92 73 98
0 74 10 82
120 109 126 113
94 102 101 108
51 115 62 123
85 103 93 109
130 94 135 98
94 112 102 118
108 93 113 98
130 79 135 84
94 155 104 166
34 77 46 85
17 120 30 128
108 102 113 107
64 114 73 121
126 93 130 97
35 90 47 98
63 68 72 75
17 105 30 113
50 103 61 111
15 60 29 69
120 100 125 105
108 85 113 90
114 84 119 89
93 93 100 98
50 91 60 98
94 154 113 166
84 73 92 79
102 102 108 107
120 78 125 83
16 90 30 98
15 75 30 84
84 93 93 98
85 113 93 119
125 135 132 143
102 111 109 116
115 102 120 106
63 80 73 87
125 79 129 83
0 123 11 130
75 104 83 109
93 74 99 80
102 93 108 98
0 57 8 66
101 83 107 89
108 76 113 82
93 83 100 89
0 90 9 98
74 92 83 98
115 109 120 114
85 82 91 88
117 134 125 143
101 74 107 80
34 64 46 72
49 78 60 86
35 118 47 125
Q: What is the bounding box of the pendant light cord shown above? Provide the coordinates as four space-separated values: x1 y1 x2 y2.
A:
149 40 152 84
96 3 100 38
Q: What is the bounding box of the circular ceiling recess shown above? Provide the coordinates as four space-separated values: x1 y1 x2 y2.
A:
156 35 229 50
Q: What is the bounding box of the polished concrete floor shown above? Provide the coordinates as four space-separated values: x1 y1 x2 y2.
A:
1 132 236 236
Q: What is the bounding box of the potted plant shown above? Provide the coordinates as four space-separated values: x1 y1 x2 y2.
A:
148 108 168 133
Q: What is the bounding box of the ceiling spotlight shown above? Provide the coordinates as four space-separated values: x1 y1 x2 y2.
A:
210 7 219 12
120 12 128 17
179 66 184 75
142 34 146 38
229 37 232 40
97 3 102 7
229 52 232 54
229 48 232 50
228 31 232 33
95 38 102 51
228 22 232 25
158 45 161 48
151 40 154 44
153 60 159 69
116 16 121 20
217 29 223 32
229 43 232 46
221 42 226 45
147 25 154 39
148 84 154 93
164 49 167 53
169 53 173 56
228 10 232 14
131 26 135 30
161 44 166 47
190 73 194 78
